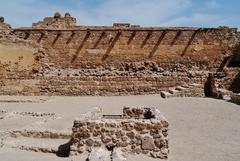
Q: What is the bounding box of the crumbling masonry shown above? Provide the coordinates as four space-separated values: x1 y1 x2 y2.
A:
0 13 239 96
70 107 169 159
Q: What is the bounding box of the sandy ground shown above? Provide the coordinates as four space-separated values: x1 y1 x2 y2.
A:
0 95 240 161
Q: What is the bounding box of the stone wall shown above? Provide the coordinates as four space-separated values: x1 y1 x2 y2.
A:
0 13 240 96
70 107 169 159
13 27 237 70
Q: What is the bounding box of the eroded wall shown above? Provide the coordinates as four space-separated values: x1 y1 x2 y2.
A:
0 14 239 96
13 28 236 70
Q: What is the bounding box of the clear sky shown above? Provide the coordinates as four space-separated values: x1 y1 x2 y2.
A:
0 0 239 29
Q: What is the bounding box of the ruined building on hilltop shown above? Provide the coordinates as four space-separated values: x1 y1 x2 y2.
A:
0 13 239 97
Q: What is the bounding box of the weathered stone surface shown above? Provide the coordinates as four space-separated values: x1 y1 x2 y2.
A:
123 107 145 119
0 12 239 96
85 138 94 146
70 107 169 160
141 136 155 151
126 132 135 139
94 140 102 147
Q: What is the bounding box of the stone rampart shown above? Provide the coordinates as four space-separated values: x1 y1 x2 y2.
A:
0 13 239 96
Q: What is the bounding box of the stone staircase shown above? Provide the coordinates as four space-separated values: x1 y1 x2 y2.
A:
0 109 72 156
0 129 71 157
1 129 71 155
160 84 204 98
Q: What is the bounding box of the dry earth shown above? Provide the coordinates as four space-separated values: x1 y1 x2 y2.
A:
0 95 240 161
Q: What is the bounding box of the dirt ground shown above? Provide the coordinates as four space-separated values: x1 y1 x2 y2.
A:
0 95 240 161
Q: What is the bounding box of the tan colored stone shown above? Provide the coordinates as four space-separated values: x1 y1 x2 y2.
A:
126 132 135 139
85 138 94 147
102 136 111 144
93 141 102 147
116 141 128 147
162 128 168 137
93 130 101 137
154 138 167 149
133 139 141 146
135 134 142 140
121 136 128 142
141 136 155 151
150 129 159 136
161 120 169 128
115 130 122 138
134 122 146 131
135 148 142 154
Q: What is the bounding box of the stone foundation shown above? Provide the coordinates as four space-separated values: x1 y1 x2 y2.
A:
70 107 169 159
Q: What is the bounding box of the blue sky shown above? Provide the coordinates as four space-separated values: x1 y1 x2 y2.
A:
0 0 239 28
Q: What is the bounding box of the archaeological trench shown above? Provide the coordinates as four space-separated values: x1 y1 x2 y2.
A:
0 12 240 160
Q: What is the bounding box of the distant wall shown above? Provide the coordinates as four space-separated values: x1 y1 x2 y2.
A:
0 16 239 95
13 28 237 70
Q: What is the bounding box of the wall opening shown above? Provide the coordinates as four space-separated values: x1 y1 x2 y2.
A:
227 58 240 67
228 44 240 67
229 72 240 93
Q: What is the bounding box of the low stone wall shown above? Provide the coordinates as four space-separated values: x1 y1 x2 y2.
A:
0 71 208 96
70 107 169 159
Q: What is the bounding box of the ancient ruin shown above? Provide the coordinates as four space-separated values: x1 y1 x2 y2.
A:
0 12 239 98
1 9 240 161
70 107 169 159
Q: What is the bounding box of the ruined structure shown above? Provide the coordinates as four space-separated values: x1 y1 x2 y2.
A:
0 13 239 96
32 12 77 29
70 107 169 159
